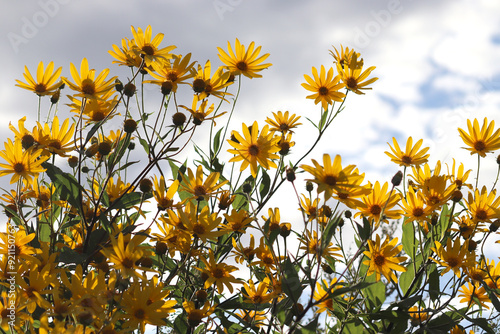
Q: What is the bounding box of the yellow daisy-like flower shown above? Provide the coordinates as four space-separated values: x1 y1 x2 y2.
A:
222 208 254 233
191 60 233 101
330 45 362 68
408 306 428 326
109 37 143 68
64 58 116 100
179 203 225 242
399 186 434 225
313 278 345 315
183 300 215 327
430 238 475 278
231 235 257 264
130 25 176 67
446 158 473 190
145 54 196 95
336 53 378 94
67 90 119 124
355 181 403 225
17 263 55 313
458 282 491 309
302 65 345 110
217 39 272 79
331 172 371 209
8 117 37 150
242 278 274 304
180 98 226 126
0 227 39 263
363 234 407 282
36 116 75 157
466 186 500 224
385 137 430 167
458 118 500 157
15 61 62 96
153 176 179 210
299 230 342 260
265 110 302 134
227 121 281 178
301 154 364 201
0 139 48 185
196 250 241 294
180 165 227 202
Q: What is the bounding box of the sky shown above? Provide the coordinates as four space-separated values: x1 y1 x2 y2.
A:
2 0 500 330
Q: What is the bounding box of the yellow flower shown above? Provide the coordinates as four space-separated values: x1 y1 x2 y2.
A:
227 121 281 178
180 98 226 126
218 39 271 79
355 181 402 225
231 235 257 264
0 227 39 263
146 54 196 94
299 195 320 222
196 250 241 293
64 58 116 100
180 165 227 202
265 111 302 134
466 186 500 224
252 237 283 271
408 306 428 326
68 90 119 123
109 37 143 68
222 208 254 233
301 154 364 201
299 230 342 260
183 300 215 327
242 278 274 304
277 132 295 156
179 203 225 242
458 118 500 157
130 25 176 67
153 176 179 210
446 158 473 190
15 61 62 96
430 238 475 278
36 116 75 157
8 117 37 150
17 263 55 313
399 187 433 225
262 207 281 232
302 65 345 110
313 278 344 315
336 53 378 94
152 215 192 256
191 60 233 101
235 309 267 328
330 45 362 68
385 137 430 167
363 234 407 282
0 139 48 184
458 282 491 309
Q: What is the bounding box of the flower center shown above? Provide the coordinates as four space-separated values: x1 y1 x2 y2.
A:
192 78 206 93
476 209 487 221
474 140 486 152
92 110 106 122
413 207 424 217
34 83 47 94
251 294 263 303
236 61 248 71
402 155 412 165
48 140 62 150
193 223 206 235
248 144 260 156
318 86 329 96
134 308 146 320
323 175 337 186
212 268 225 279
346 77 358 89
142 44 155 56
22 134 35 149
194 185 207 199
122 257 134 269
447 257 459 268
167 72 178 82
374 254 385 266
370 205 382 216
81 79 96 96
13 162 25 173
205 84 213 94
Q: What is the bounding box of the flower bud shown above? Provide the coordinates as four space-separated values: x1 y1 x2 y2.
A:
161 81 174 95
115 79 123 92
344 210 352 219
196 290 208 302
468 240 477 252
50 90 60 104
139 178 153 193
98 141 112 156
286 167 296 182
155 241 167 255
451 190 463 202
123 119 137 133
172 112 186 127
391 171 403 187
279 223 291 238
242 183 252 194
68 156 79 168
85 143 99 158
123 82 136 97
305 181 314 192
490 219 500 232
128 142 135 150
81 166 89 173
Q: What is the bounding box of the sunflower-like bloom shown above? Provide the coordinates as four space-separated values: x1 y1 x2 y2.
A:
252 237 283 271
242 277 274 304
235 309 267 328
180 165 227 202
385 137 430 167
180 98 226 126
363 234 407 282
222 209 254 233
451 215 484 240
152 176 179 210
299 195 320 222
430 238 475 278
466 186 500 224
179 203 225 242
458 118 500 157
191 60 233 101
458 282 491 309
330 45 362 68
218 39 271 79
67 90 119 124
299 230 342 260
399 187 433 225
196 250 241 293
0 227 40 263
228 121 281 178
301 154 364 201
15 61 63 96
261 207 281 232
98 176 131 204
408 306 428 326
120 280 177 333
313 278 344 315
152 215 192 256
485 259 500 290
146 54 196 94
8 117 38 150
0 139 48 185
446 158 473 190
17 263 55 313
265 111 302 134
109 37 143 68
130 25 176 67
410 161 455 209
302 65 345 110
231 235 257 264
355 181 402 225
183 300 215 327
36 116 75 157
336 53 378 94
64 58 116 100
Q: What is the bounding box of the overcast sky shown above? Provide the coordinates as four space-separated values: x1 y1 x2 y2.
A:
2 0 500 220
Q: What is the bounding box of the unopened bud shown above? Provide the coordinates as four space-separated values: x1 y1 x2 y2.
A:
391 171 403 187
172 112 186 127
451 190 463 202
139 178 153 193
286 167 296 182
123 82 136 97
123 119 137 133
98 141 112 156
242 183 252 194
305 181 314 192
115 79 123 92
68 156 79 168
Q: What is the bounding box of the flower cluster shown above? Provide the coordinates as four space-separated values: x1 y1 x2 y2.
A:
1 26 498 334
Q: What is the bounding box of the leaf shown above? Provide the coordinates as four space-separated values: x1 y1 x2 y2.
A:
58 248 88 265
363 274 386 311
213 127 224 155
402 220 417 260
43 162 83 209
174 313 189 333
356 217 371 242
84 121 103 146
110 192 144 210
343 318 364 334
282 258 303 303
321 214 341 252
428 263 440 301
482 282 500 312
294 316 318 334
399 258 423 296
138 138 150 154
107 132 131 167
259 169 271 200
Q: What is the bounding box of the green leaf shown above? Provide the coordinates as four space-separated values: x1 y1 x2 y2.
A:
356 217 371 242
58 248 88 265
138 137 149 154
343 318 364 334
294 316 318 334
84 121 103 146
107 132 131 166
282 258 303 303
363 274 386 311
213 127 224 154
259 169 271 199
402 220 417 260
399 257 423 296
428 263 440 301
321 214 341 253
174 313 189 333
110 192 144 210
43 162 83 209
482 282 500 312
